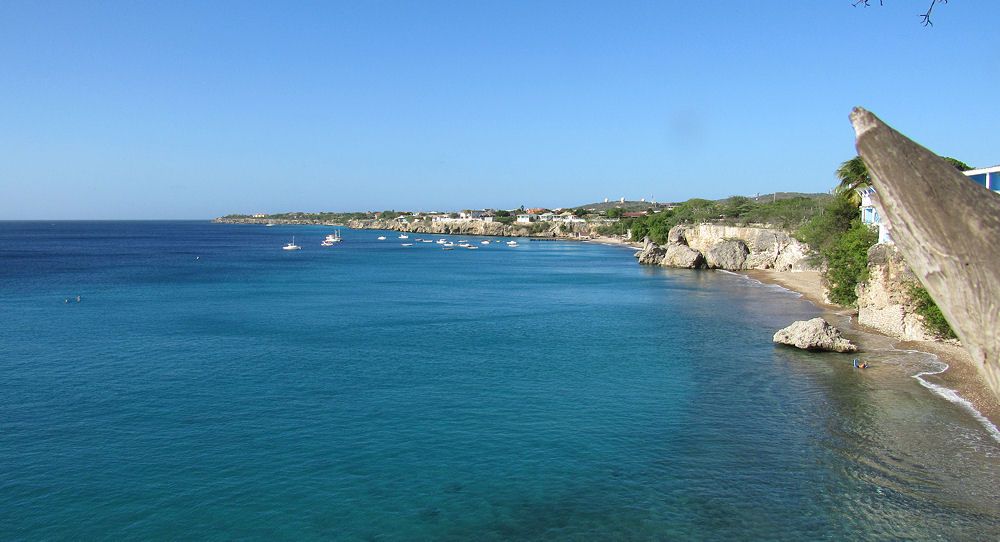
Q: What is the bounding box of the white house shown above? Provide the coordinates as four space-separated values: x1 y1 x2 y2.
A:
516 214 535 223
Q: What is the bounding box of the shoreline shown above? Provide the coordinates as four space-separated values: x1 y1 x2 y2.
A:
742 269 1000 432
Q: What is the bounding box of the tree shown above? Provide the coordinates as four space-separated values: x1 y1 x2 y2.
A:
836 154 971 205
605 208 624 219
852 0 949 27
835 156 871 206
942 157 972 171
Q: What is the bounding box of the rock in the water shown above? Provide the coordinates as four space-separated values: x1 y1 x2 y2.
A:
705 239 749 270
773 318 858 352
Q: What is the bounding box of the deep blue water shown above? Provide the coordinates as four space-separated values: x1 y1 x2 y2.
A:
1 221 997 540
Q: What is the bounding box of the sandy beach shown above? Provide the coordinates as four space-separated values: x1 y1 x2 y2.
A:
743 269 1000 429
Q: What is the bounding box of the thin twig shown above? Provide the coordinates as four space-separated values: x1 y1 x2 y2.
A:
920 0 947 27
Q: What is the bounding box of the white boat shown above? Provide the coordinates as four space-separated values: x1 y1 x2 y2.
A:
283 237 301 250
480 240 490 245
506 241 519 247
422 240 433 243
322 230 342 246
377 236 387 240
401 243 413 247
465 245 479 250
399 234 409 239
443 242 455 247
436 239 448 244
265 223 275 227
458 242 471 248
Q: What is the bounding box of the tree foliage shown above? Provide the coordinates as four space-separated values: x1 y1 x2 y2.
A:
626 195 829 244
821 220 878 306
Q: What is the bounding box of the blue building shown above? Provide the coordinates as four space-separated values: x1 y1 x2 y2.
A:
964 165 1000 192
859 165 999 245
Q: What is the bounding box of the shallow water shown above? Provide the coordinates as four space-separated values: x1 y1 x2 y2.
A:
1 221 997 540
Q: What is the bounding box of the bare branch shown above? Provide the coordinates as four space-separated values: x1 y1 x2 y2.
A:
851 0 948 26
920 0 947 27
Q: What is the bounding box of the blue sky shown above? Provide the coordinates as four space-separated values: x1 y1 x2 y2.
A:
2 1 997 219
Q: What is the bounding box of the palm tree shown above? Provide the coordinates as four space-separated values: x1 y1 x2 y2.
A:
835 156 871 205
835 155 972 205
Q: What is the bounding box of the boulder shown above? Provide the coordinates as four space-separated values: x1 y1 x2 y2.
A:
634 241 705 268
667 225 688 245
773 318 858 352
705 239 749 270
663 244 705 268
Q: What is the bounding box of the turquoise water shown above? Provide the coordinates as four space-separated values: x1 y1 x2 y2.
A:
1 221 998 540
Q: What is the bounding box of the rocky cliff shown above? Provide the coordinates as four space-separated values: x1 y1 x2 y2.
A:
856 243 936 341
635 224 813 271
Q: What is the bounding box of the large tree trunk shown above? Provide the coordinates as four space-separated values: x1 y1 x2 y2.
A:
850 108 1000 398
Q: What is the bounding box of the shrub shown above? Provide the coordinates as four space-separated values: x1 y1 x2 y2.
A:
821 219 878 306
909 285 958 339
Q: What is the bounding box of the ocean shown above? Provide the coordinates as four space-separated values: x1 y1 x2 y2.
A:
1 221 997 540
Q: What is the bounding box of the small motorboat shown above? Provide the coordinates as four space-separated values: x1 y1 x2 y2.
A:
506 241 519 247
377 236 387 240
401 243 414 247
480 240 490 245
398 234 409 239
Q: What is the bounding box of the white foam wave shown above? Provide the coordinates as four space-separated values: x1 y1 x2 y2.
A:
723 270 999 444
911 360 1000 444
717 270 803 298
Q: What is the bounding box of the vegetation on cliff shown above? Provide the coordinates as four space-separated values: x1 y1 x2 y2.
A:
626 195 829 244
909 285 958 340
795 194 877 306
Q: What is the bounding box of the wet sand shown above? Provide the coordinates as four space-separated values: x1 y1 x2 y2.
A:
742 269 1000 429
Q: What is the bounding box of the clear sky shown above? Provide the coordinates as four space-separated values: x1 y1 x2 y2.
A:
2 1 997 219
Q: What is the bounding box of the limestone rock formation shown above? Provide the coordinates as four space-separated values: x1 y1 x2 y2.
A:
773 318 858 352
705 239 749 270
662 244 705 268
856 243 934 341
634 239 704 268
636 224 814 272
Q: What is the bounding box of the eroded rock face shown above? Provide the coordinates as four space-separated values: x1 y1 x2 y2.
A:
773 318 858 352
637 224 814 271
705 239 749 270
856 243 935 341
634 239 704 268
662 244 705 268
